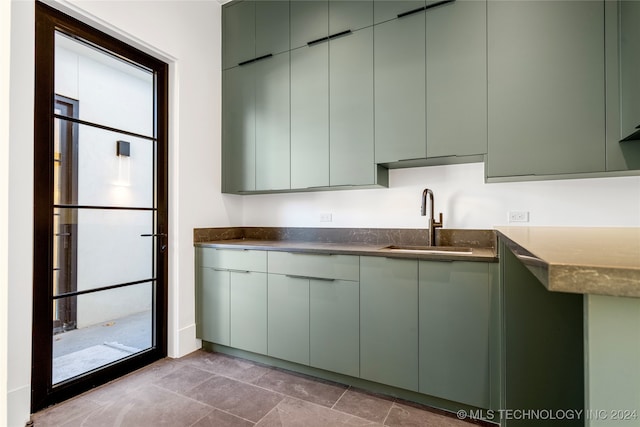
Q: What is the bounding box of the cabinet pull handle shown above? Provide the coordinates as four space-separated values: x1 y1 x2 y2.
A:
328 29 352 40
213 268 250 273
290 252 334 256
398 6 426 18
307 36 330 46
286 274 335 281
308 29 353 47
238 53 273 67
424 0 456 12
398 0 455 18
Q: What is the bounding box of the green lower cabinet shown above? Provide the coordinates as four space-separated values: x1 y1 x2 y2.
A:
267 274 310 365
230 271 267 355
418 261 490 409
197 267 230 346
309 279 359 377
360 256 419 391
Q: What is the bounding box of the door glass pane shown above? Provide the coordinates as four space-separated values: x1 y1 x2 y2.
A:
53 120 155 208
53 208 154 295
53 282 154 385
55 32 154 137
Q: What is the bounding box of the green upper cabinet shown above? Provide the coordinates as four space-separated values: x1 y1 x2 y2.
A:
374 8 427 164
329 0 373 33
255 52 291 191
360 256 419 392
291 0 328 49
223 52 290 193
418 261 490 409
487 0 606 178
223 1 255 70
425 0 487 158
605 0 640 171
223 0 289 69
291 43 330 189
329 27 375 186
222 65 255 193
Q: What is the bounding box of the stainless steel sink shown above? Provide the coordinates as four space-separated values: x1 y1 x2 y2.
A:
383 245 473 255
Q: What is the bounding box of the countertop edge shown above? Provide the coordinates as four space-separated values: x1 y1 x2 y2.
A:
194 240 498 263
496 229 640 298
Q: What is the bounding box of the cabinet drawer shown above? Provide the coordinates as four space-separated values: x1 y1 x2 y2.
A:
196 247 267 272
268 251 359 281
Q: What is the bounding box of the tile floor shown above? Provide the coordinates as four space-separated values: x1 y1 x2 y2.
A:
32 350 488 427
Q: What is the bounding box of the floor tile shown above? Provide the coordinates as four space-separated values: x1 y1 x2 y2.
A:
332 388 395 423
59 384 212 427
81 358 182 405
181 350 270 383
385 402 476 427
191 409 255 427
31 395 102 427
255 397 381 427
186 375 283 422
253 368 348 407
154 363 214 395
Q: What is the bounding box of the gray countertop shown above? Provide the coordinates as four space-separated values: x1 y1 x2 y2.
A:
497 226 640 298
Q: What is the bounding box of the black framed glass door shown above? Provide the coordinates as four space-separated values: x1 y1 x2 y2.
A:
33 2 168 411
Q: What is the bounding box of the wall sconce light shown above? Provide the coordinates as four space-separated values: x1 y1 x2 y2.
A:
116 140 131 186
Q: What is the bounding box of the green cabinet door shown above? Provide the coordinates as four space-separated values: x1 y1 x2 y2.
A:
222 65 255 193
223 0 289 69
487 0 605 178
374 11 426 164
223 52 290 193
255 52 290 191
309 279 359 377
426 0 486 158
197 267 230 345
418 261 490 409
329 27 374 186
267 274 310 365
255 0 290 58
223 1 255 69
606 0 640 171
291 44 330 189
329 0 373 33
360 256 419 391
291 0 328 49
230 271 268 355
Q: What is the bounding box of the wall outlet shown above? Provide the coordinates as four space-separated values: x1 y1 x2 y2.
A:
320 212 333 222
508 211 530 223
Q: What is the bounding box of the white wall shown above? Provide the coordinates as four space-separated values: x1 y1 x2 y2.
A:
5 1 36 425
1 0 12 423
242 163 640 228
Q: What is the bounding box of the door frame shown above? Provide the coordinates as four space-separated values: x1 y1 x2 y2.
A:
32 1 168 412
52 94 79 335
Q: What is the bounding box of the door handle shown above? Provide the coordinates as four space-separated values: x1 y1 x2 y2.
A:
141 233 168 252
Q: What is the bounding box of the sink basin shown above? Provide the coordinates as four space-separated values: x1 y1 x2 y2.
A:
384 245 473 255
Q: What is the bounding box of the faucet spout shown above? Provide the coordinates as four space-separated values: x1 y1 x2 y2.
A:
420 188 443 246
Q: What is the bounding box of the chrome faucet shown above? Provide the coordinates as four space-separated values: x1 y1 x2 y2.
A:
421 188 443 246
